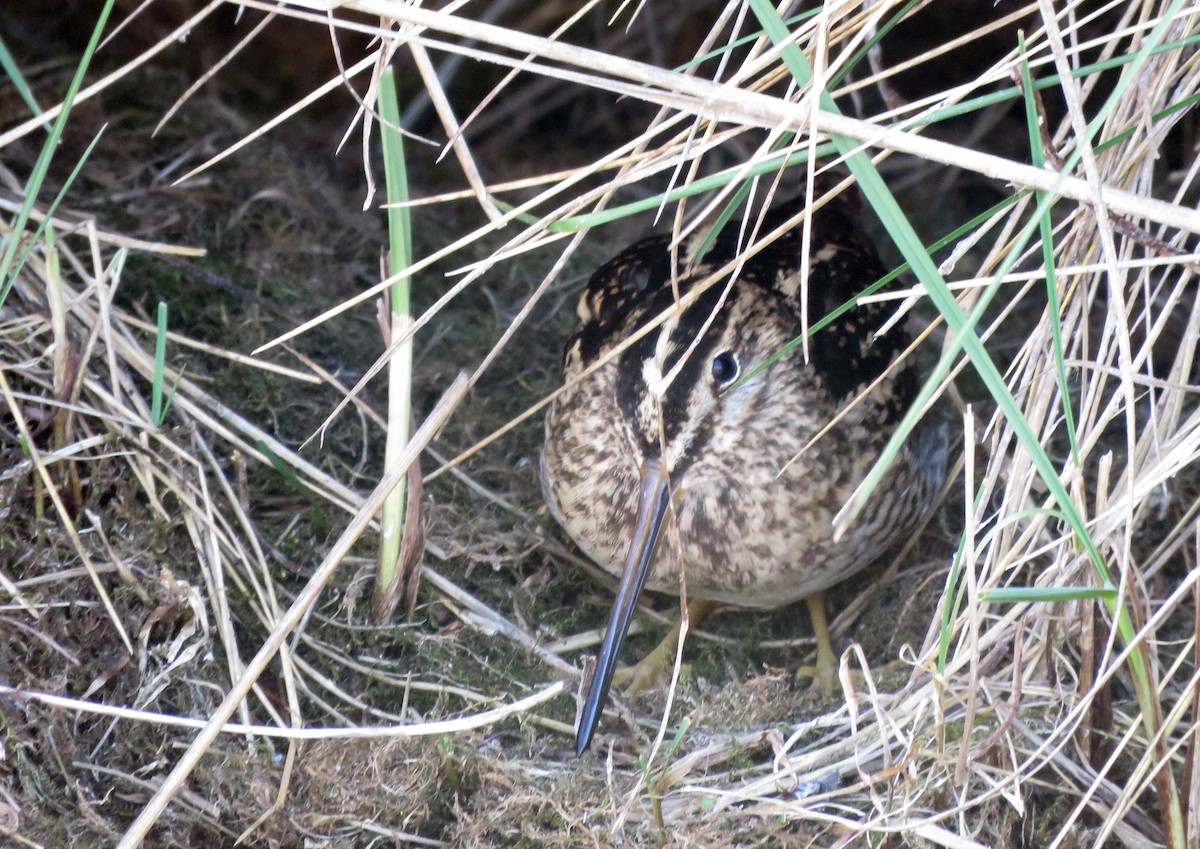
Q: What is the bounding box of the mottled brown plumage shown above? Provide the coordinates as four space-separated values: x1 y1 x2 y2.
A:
541 180 946 755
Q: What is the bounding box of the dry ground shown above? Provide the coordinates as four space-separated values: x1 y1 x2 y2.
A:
2 3 1199 848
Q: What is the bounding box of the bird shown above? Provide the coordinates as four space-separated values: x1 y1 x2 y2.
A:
540 175 948 756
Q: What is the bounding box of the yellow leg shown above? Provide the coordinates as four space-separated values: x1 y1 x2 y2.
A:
798 592 838 691
613 598 717 695
797 593 912 691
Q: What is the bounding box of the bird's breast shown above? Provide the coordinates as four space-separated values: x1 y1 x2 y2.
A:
541 361 903 608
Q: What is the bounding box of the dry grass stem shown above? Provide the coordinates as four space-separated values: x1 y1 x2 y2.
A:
3 1 1199 846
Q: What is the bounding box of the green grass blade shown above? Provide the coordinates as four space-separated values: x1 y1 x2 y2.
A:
937 499 1072 669
738 190 1024 388
255 439 318 506
748 5 1186 839
747 0 1106 576
494 140 840 232
983 586 1119 604
3 126 107 306
0 32 43 118
524 21 1200 240
152 302 168 426
375 66 417 622
674 10 820 73
895 30 1200 134
1018 33 1079 467
0 0 117 308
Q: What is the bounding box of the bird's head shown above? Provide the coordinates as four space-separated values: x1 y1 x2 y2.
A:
615 280 798 473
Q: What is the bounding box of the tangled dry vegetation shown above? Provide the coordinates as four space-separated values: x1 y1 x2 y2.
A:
2 1 1200 847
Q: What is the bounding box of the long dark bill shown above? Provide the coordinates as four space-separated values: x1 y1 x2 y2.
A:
575 458 672 756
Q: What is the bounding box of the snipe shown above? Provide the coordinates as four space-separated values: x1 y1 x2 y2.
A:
541 178 947 755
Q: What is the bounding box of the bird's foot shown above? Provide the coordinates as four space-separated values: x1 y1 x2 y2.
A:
794 657 838 693
610 598 716 696
797 593 839 693
795 655 910 693
612 643 689 696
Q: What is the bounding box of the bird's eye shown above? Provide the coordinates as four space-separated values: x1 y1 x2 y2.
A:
711 351 740 384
